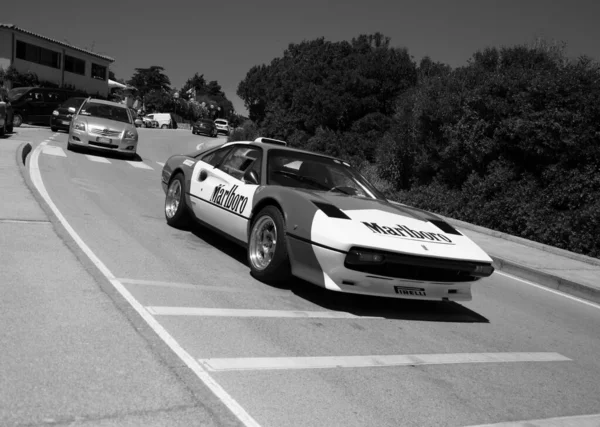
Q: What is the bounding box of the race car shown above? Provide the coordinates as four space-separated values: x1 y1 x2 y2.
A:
161 137 495 302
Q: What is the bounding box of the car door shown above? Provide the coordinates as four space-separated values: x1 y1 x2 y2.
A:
43 90 63 122
189 144 263 243
22 90 45 123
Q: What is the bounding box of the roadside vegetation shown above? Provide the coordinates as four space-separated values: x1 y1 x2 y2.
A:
232 33 600 259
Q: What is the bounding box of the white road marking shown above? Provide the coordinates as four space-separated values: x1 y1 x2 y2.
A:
41 145 66 157
147 307 382 319
85 155 111 163
497 271 600 310
199 352 571 372
119 278 289 295
126 161 153 170
156 161 165 167
29 142 262 427
464 413 600 427
196 142 204 150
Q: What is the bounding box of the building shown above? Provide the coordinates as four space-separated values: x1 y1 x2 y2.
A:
0 24 114 97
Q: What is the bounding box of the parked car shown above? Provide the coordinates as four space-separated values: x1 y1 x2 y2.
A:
67 98 139 160
0 87 14 134
145 112 178 129
8 87 86 127
50 97 86 132
140 116 159 128
192 118 218 137
214 118 230 135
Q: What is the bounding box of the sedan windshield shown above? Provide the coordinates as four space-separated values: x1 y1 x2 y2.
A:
8 88 29 102
79 102 131 124
267 149 386 200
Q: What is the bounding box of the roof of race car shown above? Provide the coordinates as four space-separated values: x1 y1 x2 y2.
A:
196 140 348 164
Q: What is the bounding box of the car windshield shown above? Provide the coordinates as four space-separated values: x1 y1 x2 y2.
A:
267 149 386 200
215 120 227 124
79 102 131 124
198 119 213 124
61 98 84 109
8 88 29 102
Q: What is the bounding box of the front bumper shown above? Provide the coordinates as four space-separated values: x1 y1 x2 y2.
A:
288 237 491 301
69 129 137 154
50 115 72 129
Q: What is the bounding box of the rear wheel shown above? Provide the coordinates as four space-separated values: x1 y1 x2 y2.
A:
248 206 291 283
165 173 191 228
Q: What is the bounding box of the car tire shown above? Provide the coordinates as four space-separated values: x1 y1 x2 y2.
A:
248 205 291 283
0 119 6 136
6 123 13 133
161 124 168 129
165 173 191 229
13 114 22 127
50 126 57 132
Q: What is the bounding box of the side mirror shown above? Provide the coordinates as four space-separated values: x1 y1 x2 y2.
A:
244 169 259 185
68 107 76 114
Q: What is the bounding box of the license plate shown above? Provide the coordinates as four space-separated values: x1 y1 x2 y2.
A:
96 136 112 144
61 120 70 125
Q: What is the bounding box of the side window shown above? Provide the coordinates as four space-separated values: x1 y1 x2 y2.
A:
46 92 61 103
26 91 44 102
218 146 262 181
199 146 232 166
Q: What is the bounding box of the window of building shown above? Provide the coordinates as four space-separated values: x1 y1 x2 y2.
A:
15 40 61 69
65 55 86 76
91 63 107 81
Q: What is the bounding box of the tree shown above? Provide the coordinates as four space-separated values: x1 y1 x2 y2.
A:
127 66 171 99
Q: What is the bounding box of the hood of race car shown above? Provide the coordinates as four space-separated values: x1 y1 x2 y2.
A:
300 191 493 264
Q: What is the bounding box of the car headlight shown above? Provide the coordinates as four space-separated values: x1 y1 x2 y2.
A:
73 121 86 131
124 130 137 140
52 110 59 116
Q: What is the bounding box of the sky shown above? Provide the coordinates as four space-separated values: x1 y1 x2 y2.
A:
4 0 600 116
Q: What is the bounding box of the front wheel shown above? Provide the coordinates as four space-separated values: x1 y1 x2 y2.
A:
13 114 22 127
248 206 291 283
161 124 168 129
165 173 191 228
50 126 57 132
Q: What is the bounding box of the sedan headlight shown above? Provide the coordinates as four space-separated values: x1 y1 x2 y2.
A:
73 121 86 131
124 130 138 140
52 110 59 116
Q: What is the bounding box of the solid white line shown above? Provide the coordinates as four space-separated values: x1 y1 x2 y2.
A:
85 155 111 163
156 161 165 167
464 413 600 427
497 271 600 310
199 352 571 372
41 145 66 157
29 144 262 427
147 307 381 319
126 161 153 170
119 278 289 295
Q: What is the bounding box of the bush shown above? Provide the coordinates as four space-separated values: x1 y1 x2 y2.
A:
228 120 259 142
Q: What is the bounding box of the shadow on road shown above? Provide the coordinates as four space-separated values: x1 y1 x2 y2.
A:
186 221 489 323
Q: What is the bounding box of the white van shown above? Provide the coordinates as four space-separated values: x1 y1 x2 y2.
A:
145 113 177 129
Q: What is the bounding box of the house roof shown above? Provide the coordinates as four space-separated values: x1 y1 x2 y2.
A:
0 23 115 62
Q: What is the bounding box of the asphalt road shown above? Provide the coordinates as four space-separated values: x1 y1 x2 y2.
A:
21 127 600 426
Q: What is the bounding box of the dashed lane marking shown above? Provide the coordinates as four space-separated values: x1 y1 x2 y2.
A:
199 352 571 372
41 145 66 157
126 160 154 170
464 413 600 427
85 155 111 163
29 141 262 427
146 307 382 319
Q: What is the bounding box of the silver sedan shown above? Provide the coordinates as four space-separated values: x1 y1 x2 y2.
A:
67 98 139 159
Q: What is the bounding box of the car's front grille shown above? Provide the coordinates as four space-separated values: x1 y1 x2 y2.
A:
90 128 122 137
344 247 493 283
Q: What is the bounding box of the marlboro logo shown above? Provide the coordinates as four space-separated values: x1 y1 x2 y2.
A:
362 222 453 243
210 184 248 214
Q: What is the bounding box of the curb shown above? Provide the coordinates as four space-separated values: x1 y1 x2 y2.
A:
491 256 600 305
442 215 600 267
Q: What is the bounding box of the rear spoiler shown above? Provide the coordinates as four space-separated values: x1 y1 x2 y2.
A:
254 137 287 146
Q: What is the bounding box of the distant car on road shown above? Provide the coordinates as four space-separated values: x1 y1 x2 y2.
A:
50 97 86 132
67 98 139 160
161 137 495 302
192 118 218 137
214 118 230 135
146 112 177 129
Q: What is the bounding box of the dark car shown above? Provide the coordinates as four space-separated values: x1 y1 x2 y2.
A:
50 97 86 132
192 118 218 137
8 87 86 127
